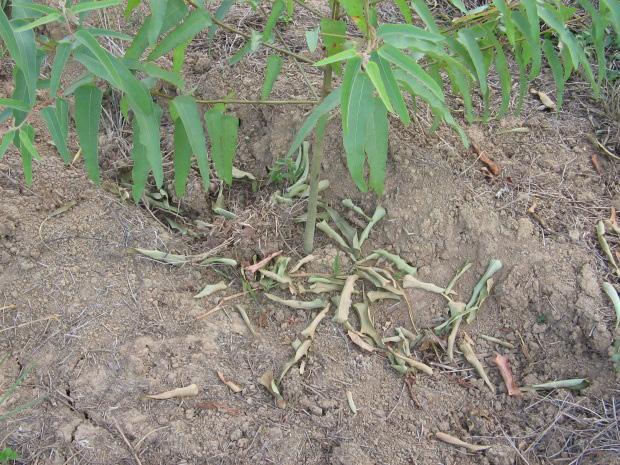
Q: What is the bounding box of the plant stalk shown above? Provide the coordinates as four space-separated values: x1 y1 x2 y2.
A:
302 70 333 254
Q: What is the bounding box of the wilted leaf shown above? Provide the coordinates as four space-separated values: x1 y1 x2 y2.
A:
348 330 376 352
264 293 327 310
333 275 358 324
435 432 490 452
217 370 243 393
144 384 199 400
194 281 228 299
259 370 286 409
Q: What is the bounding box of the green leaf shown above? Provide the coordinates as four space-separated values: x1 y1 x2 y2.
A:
522 0 542 78
125 0 188 60
75 29 153 115
378 44 444 103
305 27 319 53
493 41 511 117
377 23 445 48
0 131 14 160
542 39 565 110
457 28 489 117
344 73 374 192
537 4 597 93
261 54 283 100
341 56 362 133
148 8 212 61
364 61 394 114
602 0 620 43
208 0 235 39
286 86 342 159
205 108 239 185
131 118 150 203
339 0 367 34
170 95 210 191
370 52 410 126
263 0 284 42
409 0 440 33
41 105 71 163
50 41 72 97
0 98 30 112
70 0 122 14
320 18 347 72
0 9 22 65
172 39 191 75
56 97 70 143
14 12 62 32
134 105 164 187
125 0 140 17
141 62 185 89
393 0 413 23
493 0 515 46
314 47 358 67
74 85 103 183
173 117 192 196
147 0 166 44
449 0 468 13
365 98 388 195
17 126 38 185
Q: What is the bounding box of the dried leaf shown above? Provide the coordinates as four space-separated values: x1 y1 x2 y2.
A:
435 432 490 452
493 354 521 397
245 250 282 274
279 338 312 383
465 259 502 323
479 334 515 349
259 370 286 409
403 275 448 295
346 390 357 414
316 220 356 257
520 378 589 392
602 282 620 329
353 302 381 346
333 275 358 324
144 384 199 400
591 154 603 176
364 249 417 275
597 221 620 277
259 269 292 285
232 166 256 180
128 248 188 265
342 199 371 220
367 290 401 302
459 336 494 393
357 205 386 250
217 370 243 393
309 282 342 294
530 88 556 110
348 330 376 352
264 293 327 310
193 281 227 299
236 305 257 337
389 349 433 375
301 304 330 339
471 140 501 176
289 255 316 273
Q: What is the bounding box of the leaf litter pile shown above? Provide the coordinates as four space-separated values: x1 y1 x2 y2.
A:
130 166 591 453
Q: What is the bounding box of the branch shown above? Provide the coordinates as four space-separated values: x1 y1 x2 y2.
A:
151 91 318 105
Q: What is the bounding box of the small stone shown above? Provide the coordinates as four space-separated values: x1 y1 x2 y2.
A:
237 438 249 448
265 426 283 441
230 428 243 441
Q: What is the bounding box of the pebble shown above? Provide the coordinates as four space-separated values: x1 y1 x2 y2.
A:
230 428 243 441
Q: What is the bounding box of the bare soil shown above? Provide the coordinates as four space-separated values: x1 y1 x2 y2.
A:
1 3 619 465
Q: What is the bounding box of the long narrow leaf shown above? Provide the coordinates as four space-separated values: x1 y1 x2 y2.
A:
75 85 103 183
173 117 192 196
148 8 212 61
205 108 238 185
170 96 210 190
41 105 70 163
261 54 283 100
50 41 72 97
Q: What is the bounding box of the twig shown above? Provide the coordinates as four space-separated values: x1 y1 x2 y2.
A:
152 91 318 105
0 314 60 334
196 290 250 320
113 419 143 465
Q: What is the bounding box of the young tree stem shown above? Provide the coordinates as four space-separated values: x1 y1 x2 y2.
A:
302 64 332 253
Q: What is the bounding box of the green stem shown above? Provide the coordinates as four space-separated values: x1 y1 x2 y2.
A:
302 20 336 252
